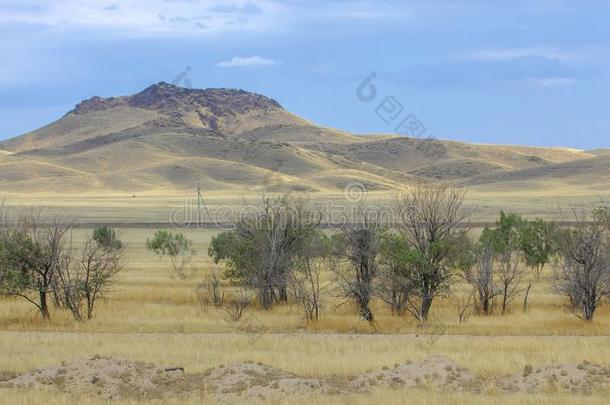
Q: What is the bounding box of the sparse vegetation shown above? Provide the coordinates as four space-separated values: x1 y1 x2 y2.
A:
0 210 123 321
393 183 471 322
1 194 610 404
146 231 194 280
553 206 610 321
0 213 74 319
209 194 320 310
333 213 380 322
57 232 124 320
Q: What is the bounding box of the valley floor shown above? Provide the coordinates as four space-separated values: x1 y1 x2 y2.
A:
1 193 609 403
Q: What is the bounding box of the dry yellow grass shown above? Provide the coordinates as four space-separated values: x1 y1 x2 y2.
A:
1 226 609 336
2 331 610 378
1 185 609 223
1 215 610 404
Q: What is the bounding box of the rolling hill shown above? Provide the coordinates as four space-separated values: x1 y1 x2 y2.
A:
0 82 607 195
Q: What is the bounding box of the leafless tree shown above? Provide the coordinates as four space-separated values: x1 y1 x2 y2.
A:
334 214 380 322
55 235 124 320
451 289 475 323
463 244 499 315
194 263 225 311
553 209 610 321
394 183 471 322
292 234 334 322
292 263 323 322
219 287 252 322
496 249 526 315
54 249 82 319
78 237 123 319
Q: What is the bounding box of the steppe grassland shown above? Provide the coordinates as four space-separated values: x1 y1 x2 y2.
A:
1 227 610 336
0 227 609 380
2 184 608 222
0 188 609 403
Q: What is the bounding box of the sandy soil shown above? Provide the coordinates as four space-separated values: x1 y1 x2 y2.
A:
1 355 609 401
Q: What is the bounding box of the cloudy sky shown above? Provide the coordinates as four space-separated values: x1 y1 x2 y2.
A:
1 0 609 148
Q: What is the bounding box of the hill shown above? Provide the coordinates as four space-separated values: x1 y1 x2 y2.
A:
0 82 607 195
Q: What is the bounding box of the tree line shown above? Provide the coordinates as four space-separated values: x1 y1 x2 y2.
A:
200 185 610 323
2 186 609 324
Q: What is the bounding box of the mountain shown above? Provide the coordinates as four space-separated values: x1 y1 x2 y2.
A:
0 82 607 194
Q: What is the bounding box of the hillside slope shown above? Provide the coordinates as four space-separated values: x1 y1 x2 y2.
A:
0 82 606 194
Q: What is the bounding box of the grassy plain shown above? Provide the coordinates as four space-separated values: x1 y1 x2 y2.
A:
0 190 609 403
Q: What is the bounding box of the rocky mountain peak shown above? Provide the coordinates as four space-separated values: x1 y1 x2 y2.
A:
70 82 284 117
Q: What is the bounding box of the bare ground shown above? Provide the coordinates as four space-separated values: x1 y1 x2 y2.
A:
1 355 610 401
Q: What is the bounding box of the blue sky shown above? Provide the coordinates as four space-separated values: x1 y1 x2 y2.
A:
0 0 609 149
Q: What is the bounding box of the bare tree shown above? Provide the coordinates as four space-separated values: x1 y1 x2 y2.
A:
219 287 252 322
479 212 526 315
463 244 498 315
451 289 475 323
78 237 124 319
553 209 610 321
194 263 225 311
334 215 380 322
496 250 526 315
394 183 471 322
55 235 124 320
292 233 334 322
54 249 82 320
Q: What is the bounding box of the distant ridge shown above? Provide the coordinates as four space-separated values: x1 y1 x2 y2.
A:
0 82 607 194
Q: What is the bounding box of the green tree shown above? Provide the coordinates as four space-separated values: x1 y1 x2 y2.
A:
0 229 44 314
146 231 194 280
93 226 123 251
0 217 73 319
593 203 610 231
209 194 320 309
519 218 557 280
480 211 526 314
377 230 412 315
393 184 471 322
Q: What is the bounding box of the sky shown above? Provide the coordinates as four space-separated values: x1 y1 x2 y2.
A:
0 0 609 149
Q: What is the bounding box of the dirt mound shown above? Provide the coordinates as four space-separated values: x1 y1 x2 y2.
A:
200 362 342 402
0 356 338 401
0 356 204 400
350 355 477 392
497 361 610 394
1 355 609 401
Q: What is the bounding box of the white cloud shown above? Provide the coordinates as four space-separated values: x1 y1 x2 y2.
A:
0 0 286 38
217 56 278 67
0 1 416 39
465 47 577 62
